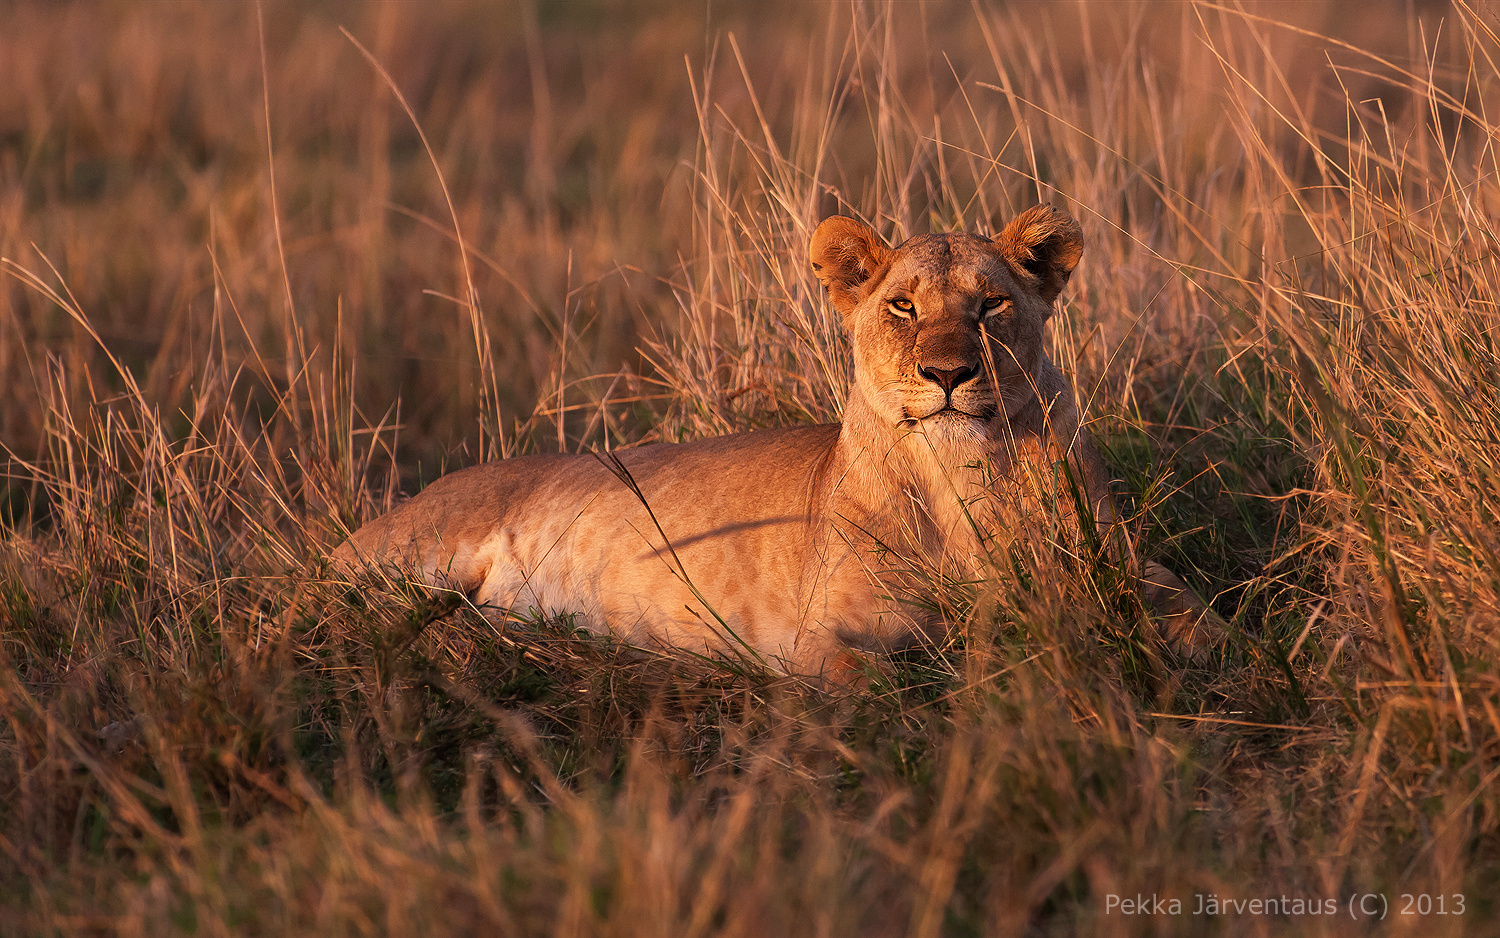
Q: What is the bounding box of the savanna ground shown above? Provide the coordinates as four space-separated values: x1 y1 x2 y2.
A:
1 1 1498 934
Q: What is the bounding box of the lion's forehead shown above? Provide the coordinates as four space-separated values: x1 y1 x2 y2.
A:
886 234 1017 296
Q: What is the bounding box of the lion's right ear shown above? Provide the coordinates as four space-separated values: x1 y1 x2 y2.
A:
994 204 1083 305
809 216 895 316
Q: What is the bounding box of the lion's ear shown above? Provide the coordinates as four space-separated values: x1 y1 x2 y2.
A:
994 204 1083 305
809 216 895 316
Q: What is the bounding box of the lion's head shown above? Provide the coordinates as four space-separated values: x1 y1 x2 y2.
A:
810 205 1083 441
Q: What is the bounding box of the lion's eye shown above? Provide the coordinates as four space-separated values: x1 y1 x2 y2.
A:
888 297 915 318
982 295 1010 317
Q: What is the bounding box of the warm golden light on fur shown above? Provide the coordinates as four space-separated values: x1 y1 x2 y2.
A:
335 206 1222 676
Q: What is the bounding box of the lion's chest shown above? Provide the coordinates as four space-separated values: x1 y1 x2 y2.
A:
806 427 1081 648
867 430 1075 556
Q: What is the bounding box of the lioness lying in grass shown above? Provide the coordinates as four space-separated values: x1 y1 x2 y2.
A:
334 205 1224 679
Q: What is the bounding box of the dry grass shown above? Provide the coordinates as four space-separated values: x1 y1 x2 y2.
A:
2 1 1499 934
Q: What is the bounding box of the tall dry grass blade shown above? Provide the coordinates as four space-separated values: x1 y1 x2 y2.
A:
339 25 503 459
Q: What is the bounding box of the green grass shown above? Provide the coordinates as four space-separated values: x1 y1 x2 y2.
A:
3 1 1499 934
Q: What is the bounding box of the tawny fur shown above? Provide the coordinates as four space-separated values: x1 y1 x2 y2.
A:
333 205 1224 677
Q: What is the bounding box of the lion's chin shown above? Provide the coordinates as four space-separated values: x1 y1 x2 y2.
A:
910 408 991 443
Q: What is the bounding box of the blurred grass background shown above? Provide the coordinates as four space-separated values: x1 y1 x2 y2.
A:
2 1 1498 934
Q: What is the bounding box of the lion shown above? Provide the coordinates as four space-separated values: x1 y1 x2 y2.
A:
333 205 1224 679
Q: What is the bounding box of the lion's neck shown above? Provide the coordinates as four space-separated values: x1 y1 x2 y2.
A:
828 390 1040 564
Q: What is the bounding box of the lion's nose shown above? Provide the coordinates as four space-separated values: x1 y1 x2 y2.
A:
919 362 979 395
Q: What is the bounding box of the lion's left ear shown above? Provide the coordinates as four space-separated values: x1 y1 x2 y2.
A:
810 216 895 318
994 204 1083 305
